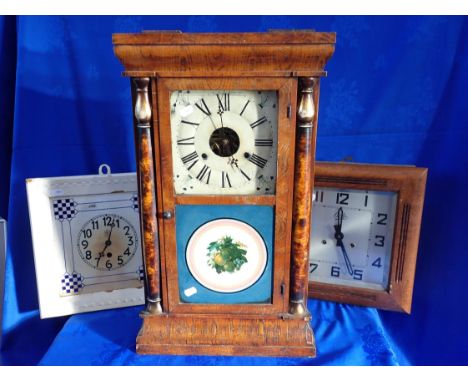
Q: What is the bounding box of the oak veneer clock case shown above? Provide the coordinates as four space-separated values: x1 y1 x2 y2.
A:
113 30 336 357
309 162 427 313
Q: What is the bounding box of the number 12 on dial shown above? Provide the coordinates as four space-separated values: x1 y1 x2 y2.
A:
309 187 397 291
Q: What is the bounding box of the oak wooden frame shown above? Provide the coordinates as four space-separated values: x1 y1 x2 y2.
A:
113 30 336 357
309 162 428 313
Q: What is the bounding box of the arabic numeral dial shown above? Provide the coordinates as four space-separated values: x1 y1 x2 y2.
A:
309 187 397 291
77 213 138 271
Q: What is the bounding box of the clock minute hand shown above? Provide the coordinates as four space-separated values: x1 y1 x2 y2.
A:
333 207 353 276
218 107 225 128
99 219 115 256
338 241 354 276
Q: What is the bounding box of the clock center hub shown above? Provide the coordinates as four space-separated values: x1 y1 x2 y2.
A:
209 127 240 158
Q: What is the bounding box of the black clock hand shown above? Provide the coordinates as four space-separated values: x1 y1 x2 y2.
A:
336 207 344 231
218 107 225 128
338 241 354 276
208 114 218 131
99 219 115 256
333 207 353 275
333 207 344 245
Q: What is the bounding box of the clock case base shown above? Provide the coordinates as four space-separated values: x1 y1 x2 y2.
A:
136 314 316 357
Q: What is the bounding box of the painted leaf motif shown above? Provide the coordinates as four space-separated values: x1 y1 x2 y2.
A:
206 235 248 274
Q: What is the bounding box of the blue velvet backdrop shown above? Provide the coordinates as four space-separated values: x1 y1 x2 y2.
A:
0 16 467 366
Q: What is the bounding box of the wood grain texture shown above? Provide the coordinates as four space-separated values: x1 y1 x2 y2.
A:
309 162 428 313
113 31 335 78
174 195 275 206
155 77 295 316
133 78 162 313
137 129 160 300
289 78 319 316
149 78 169 312
113 30 336 357
113 31 336 45
137 314 316 357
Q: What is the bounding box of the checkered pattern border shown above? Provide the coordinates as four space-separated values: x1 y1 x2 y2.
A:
61 272 84 294
53 198 77 221
138 265 145 281
132 194 139 212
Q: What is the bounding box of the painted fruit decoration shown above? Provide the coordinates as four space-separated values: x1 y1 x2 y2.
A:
207 235 248 274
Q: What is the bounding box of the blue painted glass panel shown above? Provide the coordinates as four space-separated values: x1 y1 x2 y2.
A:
175 204 274 304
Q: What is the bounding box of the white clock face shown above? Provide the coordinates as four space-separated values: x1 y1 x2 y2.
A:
309 188 397 290
77 213 139 271
170 90 278 195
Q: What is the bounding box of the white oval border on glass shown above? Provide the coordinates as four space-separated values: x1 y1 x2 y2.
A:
186 218 267 293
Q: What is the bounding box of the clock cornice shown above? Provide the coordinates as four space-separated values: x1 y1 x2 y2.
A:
113 30 336 78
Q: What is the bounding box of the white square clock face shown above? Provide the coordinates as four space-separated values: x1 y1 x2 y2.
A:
170 90 278 195
51 193 141 296
309 187 398 291
26 169 145 318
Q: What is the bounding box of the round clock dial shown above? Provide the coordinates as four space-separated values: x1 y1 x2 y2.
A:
309 188 397 290
77 213 138 271
170 90 278 195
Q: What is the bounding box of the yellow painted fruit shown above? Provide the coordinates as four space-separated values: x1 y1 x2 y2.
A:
214 253 225 266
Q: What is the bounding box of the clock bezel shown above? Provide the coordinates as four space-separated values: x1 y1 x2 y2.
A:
76 213 139 272
168 87 279 196
309 161 427 313
155 77 297 315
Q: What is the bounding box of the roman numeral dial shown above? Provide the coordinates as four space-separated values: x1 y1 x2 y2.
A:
250 117 267 129
170 90 278 195
248 154 268 169
195 98 211 116
221 171 232 188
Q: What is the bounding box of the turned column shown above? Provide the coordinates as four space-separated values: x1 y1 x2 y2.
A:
132 77 163 315
289 77 319 317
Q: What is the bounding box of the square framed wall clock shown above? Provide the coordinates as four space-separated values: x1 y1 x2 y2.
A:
26 165 144 318
308 162 428 313
113 30 336 357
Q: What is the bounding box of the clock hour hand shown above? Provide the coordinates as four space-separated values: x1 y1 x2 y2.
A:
333 207 344 245
335 207 344 232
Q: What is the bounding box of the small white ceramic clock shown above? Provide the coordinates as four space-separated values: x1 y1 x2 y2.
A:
309 187 397 291
170 90 278 195
26 165 145 318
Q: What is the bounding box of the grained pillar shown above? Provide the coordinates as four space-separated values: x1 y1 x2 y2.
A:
289 77 319 317
132 77 163 315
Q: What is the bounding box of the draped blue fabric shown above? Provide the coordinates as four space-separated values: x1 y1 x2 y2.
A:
0 16 467 366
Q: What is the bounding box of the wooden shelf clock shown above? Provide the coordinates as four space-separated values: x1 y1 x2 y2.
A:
113 30 336 357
